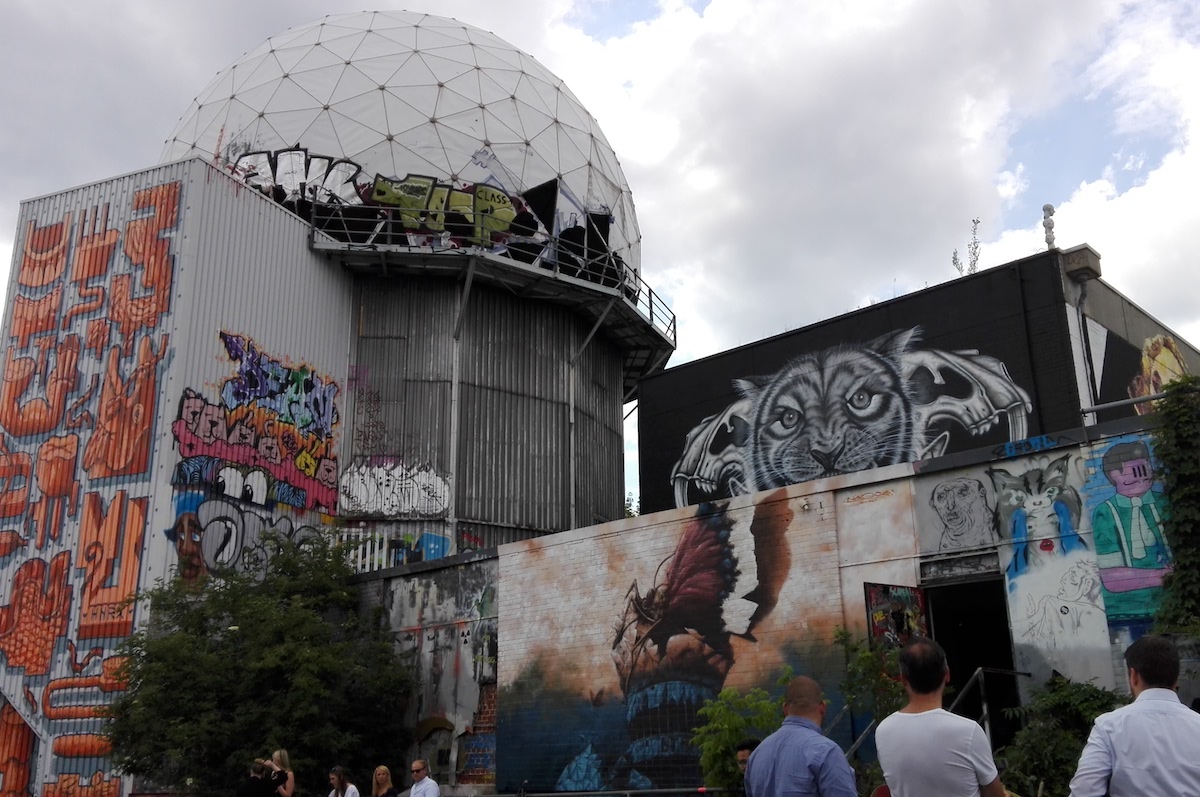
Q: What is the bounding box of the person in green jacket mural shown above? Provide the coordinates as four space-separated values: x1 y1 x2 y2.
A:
1091 441 1172 620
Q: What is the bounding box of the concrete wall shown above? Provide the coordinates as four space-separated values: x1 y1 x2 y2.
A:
369 422 1184 793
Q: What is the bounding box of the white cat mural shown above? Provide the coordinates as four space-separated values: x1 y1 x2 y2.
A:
339 459 450 518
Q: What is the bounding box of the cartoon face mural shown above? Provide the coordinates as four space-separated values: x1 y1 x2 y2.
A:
1087 438 1171 622
0 177 181 792
171 334 341 513
988 454 1086 580
670 327 1032 507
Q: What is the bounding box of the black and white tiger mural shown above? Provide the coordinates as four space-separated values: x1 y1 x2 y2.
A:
670 327 1032 507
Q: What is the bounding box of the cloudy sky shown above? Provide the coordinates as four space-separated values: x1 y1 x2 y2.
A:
3 0 1198 501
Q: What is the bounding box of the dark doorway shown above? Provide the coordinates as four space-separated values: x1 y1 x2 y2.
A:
925 578 1023 749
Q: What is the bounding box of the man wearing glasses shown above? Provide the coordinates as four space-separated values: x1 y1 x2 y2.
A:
409 760 439 797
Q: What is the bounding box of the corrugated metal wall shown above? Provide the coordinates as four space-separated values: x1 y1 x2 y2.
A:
0 160 199 793
348 274 626 547
0 158 358 791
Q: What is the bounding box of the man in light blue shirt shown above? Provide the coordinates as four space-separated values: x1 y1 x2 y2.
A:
745 676 856 797
1069 634 1200 796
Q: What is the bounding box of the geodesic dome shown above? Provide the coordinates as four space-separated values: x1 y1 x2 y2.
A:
161 10 640 272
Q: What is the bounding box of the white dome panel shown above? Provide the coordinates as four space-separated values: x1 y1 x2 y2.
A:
162 10 641 271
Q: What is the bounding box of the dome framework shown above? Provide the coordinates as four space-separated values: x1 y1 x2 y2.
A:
162 10 640 272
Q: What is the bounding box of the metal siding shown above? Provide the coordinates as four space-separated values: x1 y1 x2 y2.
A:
0 160 206 792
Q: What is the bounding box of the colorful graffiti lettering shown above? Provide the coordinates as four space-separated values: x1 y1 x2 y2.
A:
171 335 341 512
219 332 339 439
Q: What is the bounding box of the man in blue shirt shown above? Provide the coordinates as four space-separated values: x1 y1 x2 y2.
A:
1069 634 1200 796
745 676 857 797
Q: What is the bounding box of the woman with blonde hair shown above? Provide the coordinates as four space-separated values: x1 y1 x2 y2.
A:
271 750 295 797
371 765 399 797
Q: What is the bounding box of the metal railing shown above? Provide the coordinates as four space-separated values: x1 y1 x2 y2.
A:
838 666 1032 758
307 201 676 346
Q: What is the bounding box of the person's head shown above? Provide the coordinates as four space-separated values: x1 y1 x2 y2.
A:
1101 441 1153 498
330 767 351 793
251 762 270 779
1125 634 1180 694
410 760 429 783
272 750 290 771
899 637 949 695
735 739 759 773
782 676 826 722
373 765 394 795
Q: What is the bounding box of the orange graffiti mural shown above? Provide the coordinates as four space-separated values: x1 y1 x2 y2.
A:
11 286 63 348
0 335 81 437
43 773 121 797
0 552 72 675
77 493 145 639
82 336 167 479
0 438 33 519
17 212 72 288
109 183 180 349
42 656 127 720
72 204 120 282
0 703 36 797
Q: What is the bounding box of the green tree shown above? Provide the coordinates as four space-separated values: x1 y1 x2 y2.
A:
998 675 1126 797
692 669 791 790
1152 373 1200 632
103 534 414 797
834 630 905 796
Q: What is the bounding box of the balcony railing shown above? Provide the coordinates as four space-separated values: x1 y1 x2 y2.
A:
308 201 676 347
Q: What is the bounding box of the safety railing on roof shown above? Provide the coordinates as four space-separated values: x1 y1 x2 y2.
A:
307 201 676 347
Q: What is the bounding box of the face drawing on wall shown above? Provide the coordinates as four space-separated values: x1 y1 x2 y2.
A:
1091 440 1171 619
1021 560 1104 644
168 512 207 583
671 327 1033 507
929 477 998 552
989 454 1085 579
1129 335 1188 415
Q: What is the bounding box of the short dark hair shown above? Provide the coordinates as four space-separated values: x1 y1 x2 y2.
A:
735 739 760 753
1125 635 1179 688
899 636 947 694
1102 441 1150 478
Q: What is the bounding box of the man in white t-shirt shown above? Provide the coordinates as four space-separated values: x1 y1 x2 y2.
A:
408 760 439 797
875 637 1006 797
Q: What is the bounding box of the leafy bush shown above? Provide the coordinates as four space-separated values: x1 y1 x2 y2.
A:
693 669 791 790
104 533 414 797
997 675 1126 797
834 629 905 796
1152 374 1200 633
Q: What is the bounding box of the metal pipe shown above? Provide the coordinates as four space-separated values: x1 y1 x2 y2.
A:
1080 391 1168 415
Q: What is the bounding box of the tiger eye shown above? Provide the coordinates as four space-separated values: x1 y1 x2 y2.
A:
779 409 800 428
848 389 873 410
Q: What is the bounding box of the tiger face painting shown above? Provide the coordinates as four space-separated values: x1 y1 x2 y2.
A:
736 329 916 490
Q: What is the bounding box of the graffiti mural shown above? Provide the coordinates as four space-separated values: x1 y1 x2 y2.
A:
669 328 1032 507
165 494 323 580
1085 437 1171 625
988 454 1086 581
0 176 182 792
864 583 928 648
339 459 451 519
171 333 340 513
927 477 998 553
497 489 852 792
1128 335 1188 414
